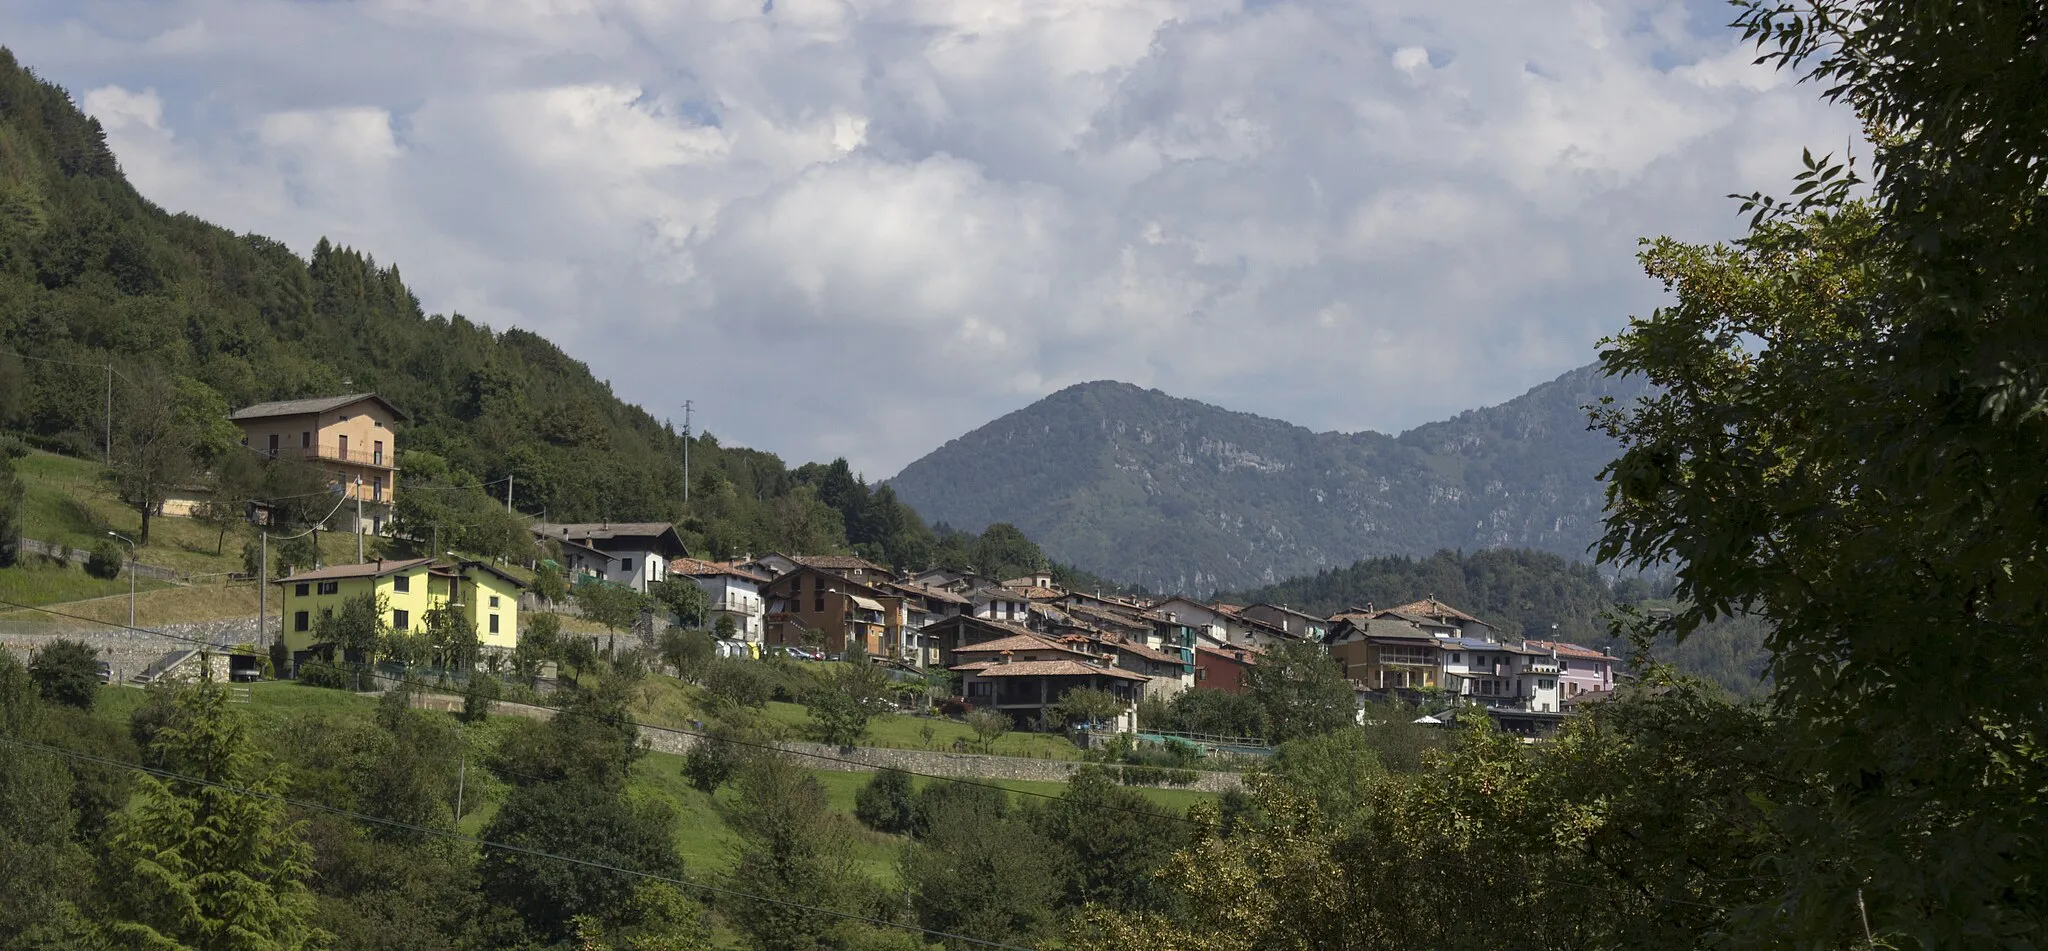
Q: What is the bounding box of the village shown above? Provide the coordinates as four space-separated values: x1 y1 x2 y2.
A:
220 392 1618 744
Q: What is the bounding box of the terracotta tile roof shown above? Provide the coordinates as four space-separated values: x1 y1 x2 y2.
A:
958 659 1150 681
1012 585 1066 600
791 554 893 574
1524 640 1619 661
669 557 772 584
955 634 1098 660
1195 643 1262 662
276 557 435 584
1102 637 1183 666
887 582 971 606
230 392 408 422
1385 598 1490 627
1212 602 1245 616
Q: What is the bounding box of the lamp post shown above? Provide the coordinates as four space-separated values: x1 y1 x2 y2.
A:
107 531 137 629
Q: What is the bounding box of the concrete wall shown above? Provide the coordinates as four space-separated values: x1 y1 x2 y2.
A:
0 616 265 683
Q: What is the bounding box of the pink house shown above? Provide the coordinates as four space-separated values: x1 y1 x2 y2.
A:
1524 640 1619 700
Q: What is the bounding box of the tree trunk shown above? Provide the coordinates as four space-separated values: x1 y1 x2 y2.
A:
139 497 153 546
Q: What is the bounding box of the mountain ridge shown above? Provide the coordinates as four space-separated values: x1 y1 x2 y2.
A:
888 364 1648 591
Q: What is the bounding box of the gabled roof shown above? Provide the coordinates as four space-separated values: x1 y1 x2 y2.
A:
1385 597 1492 628
452 560 531 590
670 557 772 584
230 393 409 423
1195 643 1261 663
275 557 435 585
535 522 689 557
790 554 895 575
1247 602 1326 623
954 633 1098 660
1524 639 1620 661
953 659 1149 681
885 581 971 606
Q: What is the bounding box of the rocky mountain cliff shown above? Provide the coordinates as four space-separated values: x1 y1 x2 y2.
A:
887 364 1651 592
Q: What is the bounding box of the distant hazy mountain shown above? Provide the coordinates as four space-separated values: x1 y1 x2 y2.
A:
887 364 1651 592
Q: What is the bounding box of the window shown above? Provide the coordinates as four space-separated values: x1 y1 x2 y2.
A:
1539 679 1555 690
392 609 409 631
621 558 634 574
814 596 825 613
488 614 500 634
267 434 279 455
488 595 499 608
393 573 410 593
293 611 309 632
301 431 311 449
338 434 349 458
339 415 350 422
372 477 383 501
373 440 383 465
317 581 339 595
295 583 309 597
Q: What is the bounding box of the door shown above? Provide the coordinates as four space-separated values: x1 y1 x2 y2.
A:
338 434 348 460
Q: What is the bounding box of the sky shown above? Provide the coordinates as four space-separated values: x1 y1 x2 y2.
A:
0 0 1857 477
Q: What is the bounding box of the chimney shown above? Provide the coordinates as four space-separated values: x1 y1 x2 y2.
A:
1000 650 1013 665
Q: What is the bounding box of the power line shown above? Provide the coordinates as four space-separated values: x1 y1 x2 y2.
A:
0 597 1742 912
0 732 1041 951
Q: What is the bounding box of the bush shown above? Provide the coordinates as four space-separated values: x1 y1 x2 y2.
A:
853 768 915 835
682 724 754 794
910 778 1010 839
460 673 501 724
1116 765 1200 787
85 540 124 580
29 639 102 709
299 653 354 690
701 657 774 710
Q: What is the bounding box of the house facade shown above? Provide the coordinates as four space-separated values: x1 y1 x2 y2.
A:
761 566 890 655
1194 644 1258 694
229 393 405 535
951 635 1150 731
1241 603 1330 642
534 523 689 593
1525 640 1619 701
671 557 769 642
274 557 523 672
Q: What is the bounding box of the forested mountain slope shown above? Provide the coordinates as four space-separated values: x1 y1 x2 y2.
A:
890 365 1653 591
0 50 1060 575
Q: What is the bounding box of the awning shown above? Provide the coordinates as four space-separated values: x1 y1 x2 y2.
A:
849 595 886 612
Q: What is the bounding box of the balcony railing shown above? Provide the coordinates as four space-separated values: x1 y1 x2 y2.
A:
255 443 399 469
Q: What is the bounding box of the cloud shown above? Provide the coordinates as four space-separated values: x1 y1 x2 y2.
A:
3 0 1858 476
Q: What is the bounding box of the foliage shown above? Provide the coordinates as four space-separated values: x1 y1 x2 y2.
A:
459 672 498 724
963 708 1009 753
1263 729 1384 827
512 611 560 685
680 714 766 795
899 784 1063 946
0 650 96 947
1027 765 1185 916
574 582 650 654
1140 687 1269 740
722 755 872 951
83 537 121 579
700 655 775 711
476 778 685 942
1049 685 1124 731
490 677 644 791
1224 547 1616 642
650 577 709 628
0 452 21 568
99 683 328 950
107 369 200 546
851 767 916 836
805 642 890 747
909 777 1013 841
27 637 99 709
1240 640 1354 743
655 626 714 681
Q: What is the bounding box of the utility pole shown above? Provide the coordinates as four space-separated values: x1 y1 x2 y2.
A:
681 400 692 506
104 363 112 467
506 475 513 514
354 477 364 563
258 529 267 650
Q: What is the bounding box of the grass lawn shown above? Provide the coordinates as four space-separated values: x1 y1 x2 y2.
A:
0 560 172 609
631 674 1089 760
0 571 259 627
13 449 364 578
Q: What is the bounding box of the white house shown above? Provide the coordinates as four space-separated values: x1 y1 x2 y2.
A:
534 522 690 594
670 557 769 642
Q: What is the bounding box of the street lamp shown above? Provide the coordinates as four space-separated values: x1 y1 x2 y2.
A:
107 531 136 629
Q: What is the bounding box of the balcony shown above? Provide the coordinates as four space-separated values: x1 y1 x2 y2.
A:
257 443 399 470
1525 660 1561 675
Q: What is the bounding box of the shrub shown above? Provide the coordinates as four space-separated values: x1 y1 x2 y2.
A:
1116 765 1200 787
85 540 123 580
682 723 755 794
460 673 501 724
853 768 915 835
701 657 774 710
910 777 1010 839
29 639 102 709
299 653 354 690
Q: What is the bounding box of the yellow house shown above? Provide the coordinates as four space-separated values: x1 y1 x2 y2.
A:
275 557 526 669
229 393 405 535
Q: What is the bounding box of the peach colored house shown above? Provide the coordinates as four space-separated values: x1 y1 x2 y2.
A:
230 393 405 535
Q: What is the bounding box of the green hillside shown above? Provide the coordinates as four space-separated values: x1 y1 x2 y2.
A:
0 49 1068 580
889 366 1654 592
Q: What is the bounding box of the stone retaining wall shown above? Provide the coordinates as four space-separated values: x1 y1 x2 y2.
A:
0 617 265 683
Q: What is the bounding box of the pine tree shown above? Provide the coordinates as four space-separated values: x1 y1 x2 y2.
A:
99 684 328 950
